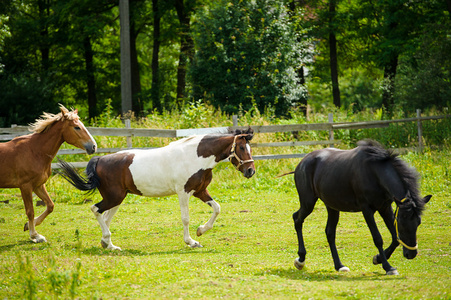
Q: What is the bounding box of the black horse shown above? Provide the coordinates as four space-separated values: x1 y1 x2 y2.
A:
287 140 431 275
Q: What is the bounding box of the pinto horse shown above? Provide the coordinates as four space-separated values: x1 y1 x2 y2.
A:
286 140 431 275
0 105 97 243
58 129 255 250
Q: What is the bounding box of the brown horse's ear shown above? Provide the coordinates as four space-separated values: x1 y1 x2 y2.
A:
59 105 70 119
74 109 78 114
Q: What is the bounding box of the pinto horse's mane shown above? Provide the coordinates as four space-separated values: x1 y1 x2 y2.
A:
29 105 79 133
358 139 425 213
229 127 254 141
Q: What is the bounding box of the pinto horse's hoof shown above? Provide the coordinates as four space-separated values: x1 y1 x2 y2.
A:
101 240 121 251
30 234 47 243
190 242 203 248
338 266 350 272
294 258 305 270
196 227 203 237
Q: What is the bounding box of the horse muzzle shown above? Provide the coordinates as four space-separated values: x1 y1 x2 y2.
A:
243 166 255 178
84 142 97 155
403 248 418 259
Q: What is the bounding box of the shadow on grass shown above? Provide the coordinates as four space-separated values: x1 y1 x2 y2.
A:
0 240 50 252
80 246 219 257
257 267 406 281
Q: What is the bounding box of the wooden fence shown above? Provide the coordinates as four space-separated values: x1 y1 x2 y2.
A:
1 110 449 169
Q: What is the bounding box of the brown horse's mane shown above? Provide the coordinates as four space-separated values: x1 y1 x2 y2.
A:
29 105 79 133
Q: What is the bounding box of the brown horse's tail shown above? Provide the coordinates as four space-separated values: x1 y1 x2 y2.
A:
57 157 101 194
276 171 295 178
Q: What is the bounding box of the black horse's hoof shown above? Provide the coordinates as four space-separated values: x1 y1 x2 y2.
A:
386 269 399 275
373 254 381 265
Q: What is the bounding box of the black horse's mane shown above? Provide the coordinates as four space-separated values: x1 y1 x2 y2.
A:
357 139 425 213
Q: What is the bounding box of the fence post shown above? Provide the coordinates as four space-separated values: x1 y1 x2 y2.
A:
232 115 238 127
416 109 423 152
328 113 334 148
125 119 132 148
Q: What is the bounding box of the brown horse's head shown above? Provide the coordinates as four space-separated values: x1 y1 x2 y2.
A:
30 105 97 154
59 106 97 154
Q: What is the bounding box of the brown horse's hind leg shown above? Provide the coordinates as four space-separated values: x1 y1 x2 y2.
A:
29 184 55 227
21 186 47 243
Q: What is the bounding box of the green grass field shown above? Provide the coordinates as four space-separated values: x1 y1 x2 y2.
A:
1 151 450 299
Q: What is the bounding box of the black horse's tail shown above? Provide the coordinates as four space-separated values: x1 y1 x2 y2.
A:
57 157 101 194
276 171 295 178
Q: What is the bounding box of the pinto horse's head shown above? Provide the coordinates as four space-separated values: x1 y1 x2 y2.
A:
58 105 97 154
394 193 432 259
229 128 255 178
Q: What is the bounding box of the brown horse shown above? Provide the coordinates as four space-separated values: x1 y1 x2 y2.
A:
0 105 97 243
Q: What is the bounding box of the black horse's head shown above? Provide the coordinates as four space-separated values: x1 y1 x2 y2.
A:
394 192 432 259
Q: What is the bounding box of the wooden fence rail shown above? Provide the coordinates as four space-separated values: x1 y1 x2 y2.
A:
1 111 449 169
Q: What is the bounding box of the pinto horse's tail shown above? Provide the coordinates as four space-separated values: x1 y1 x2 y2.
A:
57 157 101 194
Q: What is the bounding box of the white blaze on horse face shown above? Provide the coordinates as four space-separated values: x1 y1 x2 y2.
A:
126 135 219 197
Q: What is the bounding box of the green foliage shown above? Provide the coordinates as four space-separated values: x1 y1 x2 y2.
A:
190 0 307 117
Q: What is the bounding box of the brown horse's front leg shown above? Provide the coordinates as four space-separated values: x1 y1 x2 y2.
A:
21 186 47 243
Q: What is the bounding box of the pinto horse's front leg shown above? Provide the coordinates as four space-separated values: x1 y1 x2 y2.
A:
194 189 220 237
178 191 202 248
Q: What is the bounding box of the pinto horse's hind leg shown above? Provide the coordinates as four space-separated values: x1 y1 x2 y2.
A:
91 204 122 251
325 206 349 272
178 191 202 248
21 186 46 243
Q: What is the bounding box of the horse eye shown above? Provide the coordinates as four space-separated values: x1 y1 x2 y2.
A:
240 146 245 151
74 126 81 130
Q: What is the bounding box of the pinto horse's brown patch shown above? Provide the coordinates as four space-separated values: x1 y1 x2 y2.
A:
94 152 143 213
197 135 232 162
184 168 214 202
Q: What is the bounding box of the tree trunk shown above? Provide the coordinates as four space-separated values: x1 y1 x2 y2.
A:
83 37 98 119
175 0 194 104
329 0 340 107
151 0 162 111
38 0 50 71
130 22 143 115
382 54 398 115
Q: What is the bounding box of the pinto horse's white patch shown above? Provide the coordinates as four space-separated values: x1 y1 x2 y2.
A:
126 135 218 197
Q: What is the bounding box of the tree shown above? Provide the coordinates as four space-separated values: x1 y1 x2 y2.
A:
190 0 306 116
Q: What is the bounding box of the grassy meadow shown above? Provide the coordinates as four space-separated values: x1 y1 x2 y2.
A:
1 106 450 299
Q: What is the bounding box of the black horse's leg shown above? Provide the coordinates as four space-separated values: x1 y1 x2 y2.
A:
361 207 398 275
373 205 399 265
292 196 318 270
325 206 349 272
